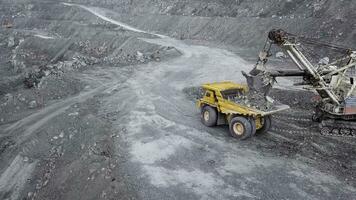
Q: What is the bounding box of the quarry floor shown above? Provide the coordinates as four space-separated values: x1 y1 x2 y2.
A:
0 2 356 200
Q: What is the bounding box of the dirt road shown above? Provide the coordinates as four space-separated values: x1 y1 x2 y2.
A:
0 2 355 200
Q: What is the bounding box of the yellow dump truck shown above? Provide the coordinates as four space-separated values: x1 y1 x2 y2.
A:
197 81 289 140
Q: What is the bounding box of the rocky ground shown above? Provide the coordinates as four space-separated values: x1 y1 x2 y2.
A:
0 0 356 200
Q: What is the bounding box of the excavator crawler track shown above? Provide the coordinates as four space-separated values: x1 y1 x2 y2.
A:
274 113 356 138
320 119 356 138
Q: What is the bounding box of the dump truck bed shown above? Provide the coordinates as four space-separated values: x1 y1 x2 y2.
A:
200 81 289 116
217 97 290 117
232 102 290 116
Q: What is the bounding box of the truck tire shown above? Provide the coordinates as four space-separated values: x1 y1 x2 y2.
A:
256 115 272 134
249 117 257 136
229 117 253 140
201 106 218 127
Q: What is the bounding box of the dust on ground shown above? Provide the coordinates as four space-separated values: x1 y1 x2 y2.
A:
1 1 356 200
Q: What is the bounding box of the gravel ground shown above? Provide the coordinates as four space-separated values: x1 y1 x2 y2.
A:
0 1 355 200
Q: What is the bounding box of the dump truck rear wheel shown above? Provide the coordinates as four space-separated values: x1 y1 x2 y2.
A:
229 117 253 140
256 115 272 134
249 117 257 136
201 106 218 127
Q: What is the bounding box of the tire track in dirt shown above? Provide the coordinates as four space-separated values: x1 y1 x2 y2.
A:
2 2 355 199
62 3 168 39
65 4 356 199
0 68 129 199
4 83 108 142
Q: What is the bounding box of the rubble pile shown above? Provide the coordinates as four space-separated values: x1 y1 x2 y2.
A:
23 54 99 88
76 40 109 58
228 91 278 112
102 52 148 65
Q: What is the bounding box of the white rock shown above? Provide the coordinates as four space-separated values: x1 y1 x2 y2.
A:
27 192 33 198
23 156 29 162
7 36 15 47
276 51 286 58
59 132 65 138
19 96 26 102
68 112 79 116
29 100 37 108
266 96 275 103
319 57 329 65
43 70 51 76
136 51 145 62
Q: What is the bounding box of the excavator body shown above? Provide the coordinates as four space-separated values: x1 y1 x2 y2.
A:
246 29 356 136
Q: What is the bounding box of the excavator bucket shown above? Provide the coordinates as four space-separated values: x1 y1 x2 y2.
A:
242 71 273 97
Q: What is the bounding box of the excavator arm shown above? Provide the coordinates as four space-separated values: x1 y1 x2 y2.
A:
245 29 356 107
243 29 356 137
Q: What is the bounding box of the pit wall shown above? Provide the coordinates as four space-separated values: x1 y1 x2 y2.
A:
115 13 355 52
49 0 356 50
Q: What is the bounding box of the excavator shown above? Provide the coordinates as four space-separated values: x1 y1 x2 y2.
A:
244 29 356 137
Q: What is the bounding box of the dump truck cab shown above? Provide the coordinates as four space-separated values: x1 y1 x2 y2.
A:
197 81 289 140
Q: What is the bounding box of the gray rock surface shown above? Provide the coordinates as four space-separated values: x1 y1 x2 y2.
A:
0 1 355 200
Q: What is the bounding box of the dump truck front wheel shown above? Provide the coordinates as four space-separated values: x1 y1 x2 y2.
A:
229 117 253 140
201 106 218 127
256 115 272 134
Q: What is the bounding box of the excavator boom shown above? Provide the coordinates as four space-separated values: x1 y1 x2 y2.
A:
244 29 356 137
